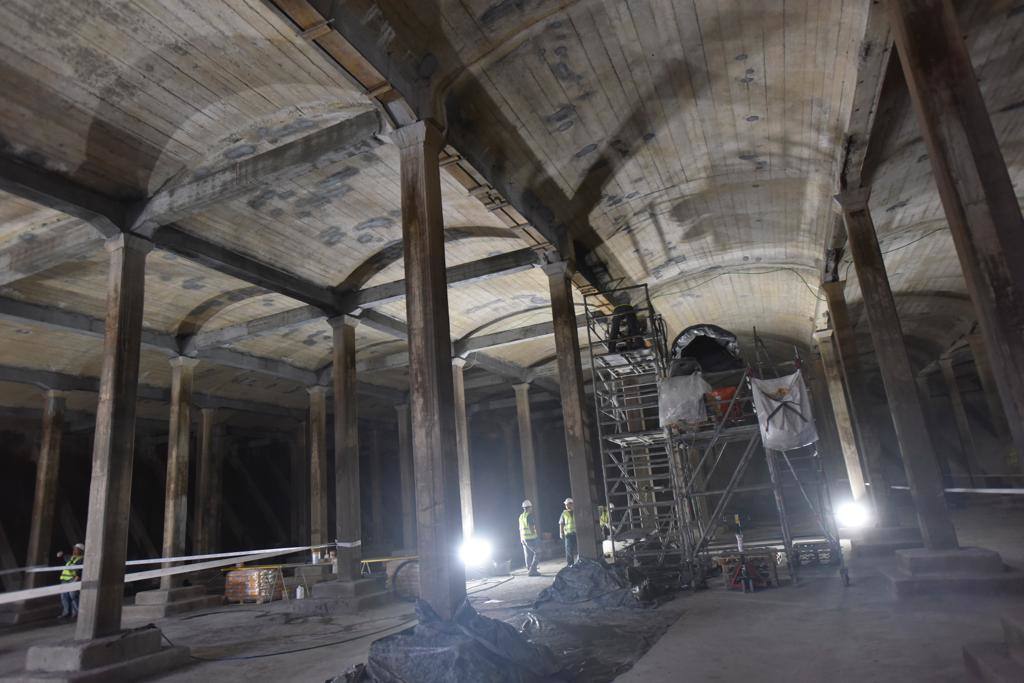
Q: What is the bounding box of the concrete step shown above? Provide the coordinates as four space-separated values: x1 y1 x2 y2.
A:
0 597 62 625
312 576 386 599
897 548 1005 576
848 526 923 557
134 585 206 606
964 642 1024 683
127 594 223 620
881 565 1024 599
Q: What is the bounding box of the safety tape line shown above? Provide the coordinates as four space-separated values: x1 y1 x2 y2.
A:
0 543 338 606
336 540 361 548
0 543 336 578
891 485 1024 495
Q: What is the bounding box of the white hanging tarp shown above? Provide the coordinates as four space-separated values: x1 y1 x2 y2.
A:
659 373 713 428
750 370 818 450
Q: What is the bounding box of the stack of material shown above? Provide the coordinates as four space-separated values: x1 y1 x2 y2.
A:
224 568 283 604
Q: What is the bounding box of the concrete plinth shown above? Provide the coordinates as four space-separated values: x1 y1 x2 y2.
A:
0 598 62 625
291 577 391 615
845 525 923 557
964 614 1024 682
2 625 188 682
127 585 221 619
881 547 1024 598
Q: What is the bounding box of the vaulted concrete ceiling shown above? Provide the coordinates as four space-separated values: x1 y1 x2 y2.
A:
0 0 1020 419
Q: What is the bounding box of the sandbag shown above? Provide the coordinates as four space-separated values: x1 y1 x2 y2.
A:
750 370 818 450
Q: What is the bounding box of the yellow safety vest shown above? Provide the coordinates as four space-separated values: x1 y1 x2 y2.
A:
561 509 575 535
519 511 537 541
59 556 80 583
599 506 609 527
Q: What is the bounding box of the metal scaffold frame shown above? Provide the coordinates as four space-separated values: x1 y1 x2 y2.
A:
585 286 847 589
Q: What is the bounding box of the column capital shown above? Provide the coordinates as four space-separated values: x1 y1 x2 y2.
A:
169 356 200 371
395 402 408 416
42 389 68 401
306 384 328 398
512 382 531 396
833 187 871 212
389 119 444 151
104 232 153 255
812 328 834 343
451 356 469 369
542 259 575 279
327 314 361 330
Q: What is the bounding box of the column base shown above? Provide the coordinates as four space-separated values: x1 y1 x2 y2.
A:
881 547 1024 598
2 625 188 682
291 577 392 615
0 598 62 626
845 525 923 557
127 585 222 619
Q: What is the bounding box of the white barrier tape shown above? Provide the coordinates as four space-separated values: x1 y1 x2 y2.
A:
0 545 329 606
336 540 362 548
3 543 336 577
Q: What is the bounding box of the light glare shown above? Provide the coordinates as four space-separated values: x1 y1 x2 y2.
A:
836 501 870 528
459 537 494 568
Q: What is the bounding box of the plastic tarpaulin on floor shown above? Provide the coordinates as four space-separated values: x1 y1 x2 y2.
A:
750 370 818 450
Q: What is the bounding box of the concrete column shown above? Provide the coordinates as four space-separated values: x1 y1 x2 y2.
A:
451 358 474 540
939 357 978 485
290 420 309 546
544 258 600 559
77 234 151 641
967 333 1011 440
159 357 198 590
813 330 868 503
193 408 217 554
369 424 385 548
329 315 361 582
308 385 329 559
513 383 540 530
838 188 958 550
24 390 66 589
890 0 1024 463
395 404 416 550
391 119 466 620
501 420 522 507
821 280 892 520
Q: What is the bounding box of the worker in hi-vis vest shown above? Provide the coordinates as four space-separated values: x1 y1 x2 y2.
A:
59 542 84 620
559 498 578 566
519 500 541 576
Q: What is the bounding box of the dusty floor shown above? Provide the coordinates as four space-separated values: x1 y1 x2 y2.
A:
1 498 1022 681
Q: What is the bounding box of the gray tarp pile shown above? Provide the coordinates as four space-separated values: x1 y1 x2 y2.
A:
535 559 642 609
345 599 567 682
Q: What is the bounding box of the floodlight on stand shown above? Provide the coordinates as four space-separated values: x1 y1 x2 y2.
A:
459 536 494 568
836 501 870 528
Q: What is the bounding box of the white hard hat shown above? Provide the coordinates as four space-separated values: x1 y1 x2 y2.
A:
74 543 85 551
522 499 532 508
564 497 574 505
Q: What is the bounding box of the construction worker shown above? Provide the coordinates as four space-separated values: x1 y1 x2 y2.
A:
559 498 578 566
599 505 610 537
58 542 84 620
519 500 540 576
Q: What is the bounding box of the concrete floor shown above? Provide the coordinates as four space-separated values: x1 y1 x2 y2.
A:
621 499 1024 683
1 499 1022 681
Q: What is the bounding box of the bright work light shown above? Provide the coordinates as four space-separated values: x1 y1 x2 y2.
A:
458 537 493 568
836 501 870 529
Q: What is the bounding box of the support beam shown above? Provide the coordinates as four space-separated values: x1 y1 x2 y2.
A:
347 248 539 310
24 391 66 589
513 383 540 531
838 188 957 550
0 154 123 237
159 357 197 590
544 259 600 559
813 331 868 503
308 386 329 560
454 314 587 356
938 357 978 485
76 234 151 641
394 404 416 551
452 358 474 541
821 280 893 521
393 120 465 620
330 316 361 581
889 0 1024 466
132 111 385 235
967 333 1011 440
183 305 324 355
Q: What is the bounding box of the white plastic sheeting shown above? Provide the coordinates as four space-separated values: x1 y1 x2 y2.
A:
750 370 818 450
659 374 712 428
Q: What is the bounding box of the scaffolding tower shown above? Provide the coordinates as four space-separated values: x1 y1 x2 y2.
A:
585 286 846 588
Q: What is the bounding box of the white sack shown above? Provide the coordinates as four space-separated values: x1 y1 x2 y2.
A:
750 370 818 450
659 374 712 428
